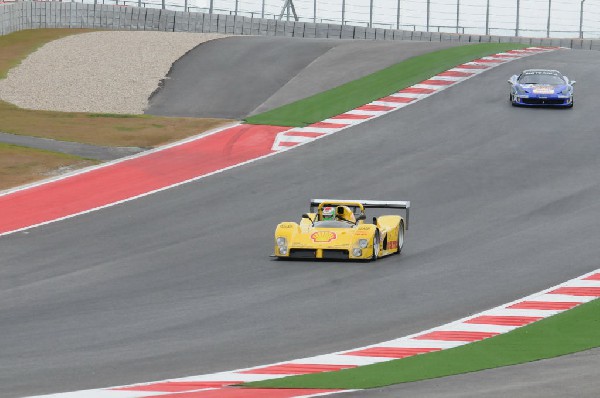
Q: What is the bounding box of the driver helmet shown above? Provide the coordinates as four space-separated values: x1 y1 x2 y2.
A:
322 206 335 221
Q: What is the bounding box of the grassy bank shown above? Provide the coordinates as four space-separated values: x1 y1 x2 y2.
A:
0 142 97 191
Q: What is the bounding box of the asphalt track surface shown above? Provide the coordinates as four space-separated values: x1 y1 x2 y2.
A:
144 36 458 119
1 46 600 397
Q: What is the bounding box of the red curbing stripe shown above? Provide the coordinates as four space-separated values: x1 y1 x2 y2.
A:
437 70 474 77
331 113 374 120
508 301 581 310
140 388 344 398
308 122 349 129
584 273 600 281
456 64 489 69
284 131 326 138
465 315 542 326
378 96 416 103
399 87 436 94
343 347 441 358
549 287 600 297
278 141 301 147
415 331 500 342
357 104 395 111
113 381 242 392
240 363 357 375
420 79 456 86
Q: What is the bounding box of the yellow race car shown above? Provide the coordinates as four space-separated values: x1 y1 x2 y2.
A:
274 199 410 261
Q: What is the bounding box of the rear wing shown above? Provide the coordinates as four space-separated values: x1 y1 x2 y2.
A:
310 199 410 229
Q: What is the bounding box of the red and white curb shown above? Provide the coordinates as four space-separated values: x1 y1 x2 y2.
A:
272 47 562 151
28 269 600 398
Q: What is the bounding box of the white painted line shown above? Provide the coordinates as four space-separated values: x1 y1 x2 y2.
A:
322 118 367 125
342 110 384 116
389 92 430 99
428 75 465 81
370 101 411 108
434 322 517 334
532 294 596 303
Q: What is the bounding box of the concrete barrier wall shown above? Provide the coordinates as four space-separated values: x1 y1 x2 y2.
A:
1 1 599 50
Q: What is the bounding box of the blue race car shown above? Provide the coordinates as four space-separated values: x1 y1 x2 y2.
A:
508 69 575 108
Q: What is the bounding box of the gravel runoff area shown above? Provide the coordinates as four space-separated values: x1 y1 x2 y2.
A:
0 31 228 114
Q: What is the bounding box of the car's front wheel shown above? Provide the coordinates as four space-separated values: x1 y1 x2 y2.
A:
371 231 380 262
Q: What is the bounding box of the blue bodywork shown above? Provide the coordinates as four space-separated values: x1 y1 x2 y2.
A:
508 70 575 108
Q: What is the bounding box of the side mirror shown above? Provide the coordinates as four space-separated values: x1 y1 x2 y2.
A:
571 80 576 85
357 214 366 221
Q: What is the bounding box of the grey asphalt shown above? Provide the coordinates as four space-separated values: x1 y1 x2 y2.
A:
144 36 459 119
1 47 600 398
0 132 145 160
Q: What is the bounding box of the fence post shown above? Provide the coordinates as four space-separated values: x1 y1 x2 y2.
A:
546 0 551 38
456 0 459 33
426 0 430 32
485 0 489 35
579 0 586 39
396 0 400 30
515 0 520 36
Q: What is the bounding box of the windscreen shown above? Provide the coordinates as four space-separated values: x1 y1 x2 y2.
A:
313 221 355 229
519 73 565 85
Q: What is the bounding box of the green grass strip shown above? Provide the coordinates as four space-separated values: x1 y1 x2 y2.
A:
245 298 600 389
244 43 528 127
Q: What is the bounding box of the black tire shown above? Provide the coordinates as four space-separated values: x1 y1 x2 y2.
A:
370 231 380 262
394 222 404 255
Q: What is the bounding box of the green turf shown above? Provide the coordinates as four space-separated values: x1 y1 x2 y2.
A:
244 297 600 389
244 43 528 127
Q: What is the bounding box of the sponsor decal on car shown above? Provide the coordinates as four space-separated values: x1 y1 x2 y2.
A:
532 86 554 94
310 231 337 242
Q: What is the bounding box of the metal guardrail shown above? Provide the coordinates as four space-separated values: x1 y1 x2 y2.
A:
1 0 599 48
24 0 598 39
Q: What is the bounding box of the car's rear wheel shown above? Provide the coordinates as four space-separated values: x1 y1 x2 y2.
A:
394 222 404 255
371 231 380 262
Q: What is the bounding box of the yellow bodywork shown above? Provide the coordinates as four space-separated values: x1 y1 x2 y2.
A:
274 201 405 261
